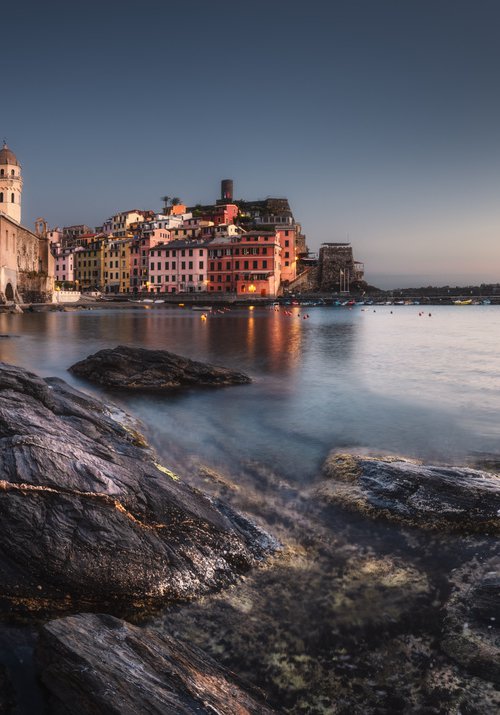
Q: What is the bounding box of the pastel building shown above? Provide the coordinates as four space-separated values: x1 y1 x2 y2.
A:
0 142 54 302
103 210 152 238
130 234 166 293
148 240 208 293
103 238 132 293
54 248 76 284
276 227 297 286
73 241 105 291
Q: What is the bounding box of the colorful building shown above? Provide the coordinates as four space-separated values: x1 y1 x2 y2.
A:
207 231 281 297
148 240 208 293
103 238 132 293
73 240 105 291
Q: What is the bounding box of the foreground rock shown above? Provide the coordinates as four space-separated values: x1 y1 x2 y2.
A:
69 345 251 389
319 452 500 532
37 613 274 715
442 556 500 684
0 362 274 611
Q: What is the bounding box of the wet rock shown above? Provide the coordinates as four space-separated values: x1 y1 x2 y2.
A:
0 362 275 612
441 556 500 684
69 344 251 389
319 452 500 533
37 613 275 715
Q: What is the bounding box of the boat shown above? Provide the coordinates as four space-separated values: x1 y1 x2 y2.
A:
453 299 473 305
481 299 492 305
192 305 212 311
154 299 165 304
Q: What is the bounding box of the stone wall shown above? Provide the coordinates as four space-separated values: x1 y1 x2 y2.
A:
318 245 355 292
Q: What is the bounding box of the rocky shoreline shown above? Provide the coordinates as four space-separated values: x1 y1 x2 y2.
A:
0 356 498 713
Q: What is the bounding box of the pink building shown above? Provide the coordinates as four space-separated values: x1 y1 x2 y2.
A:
148 240 209 293
54 248 77 284
130 234 166 292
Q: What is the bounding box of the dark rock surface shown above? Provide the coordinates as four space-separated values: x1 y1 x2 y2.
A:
319 452 500 532
69 344 251 389
0 362 274 612
442 556 500 684
37 613 275 715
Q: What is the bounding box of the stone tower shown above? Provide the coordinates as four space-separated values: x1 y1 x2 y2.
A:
0 142 23 224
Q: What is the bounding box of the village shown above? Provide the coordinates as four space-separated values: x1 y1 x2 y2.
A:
0 142 366 304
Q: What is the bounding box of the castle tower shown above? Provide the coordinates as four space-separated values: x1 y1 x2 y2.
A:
0 142 23 224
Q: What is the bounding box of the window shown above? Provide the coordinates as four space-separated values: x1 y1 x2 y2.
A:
253 261 258 269
157 262 161 270
244 261 249 269
285 240 289 247
188 261 193 269
0 193 3 202
150 263 154 270
199 261 204 269
181 261 186 270
11 193 14 203
263 260 267 268
226 262 230 270
165 262 169 270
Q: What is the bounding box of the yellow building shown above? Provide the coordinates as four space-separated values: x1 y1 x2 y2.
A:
103 238 131 293
73 240 105 291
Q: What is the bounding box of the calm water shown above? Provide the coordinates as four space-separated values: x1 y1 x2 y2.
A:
2 304 500 713
0 304 499 477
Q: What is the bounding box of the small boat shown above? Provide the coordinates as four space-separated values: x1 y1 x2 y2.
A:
192 305 212 311
481 299 492 305
154 299 165 304
453 299 473 305
142 299 154 303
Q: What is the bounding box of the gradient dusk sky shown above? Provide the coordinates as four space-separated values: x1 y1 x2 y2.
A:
3 0 500 288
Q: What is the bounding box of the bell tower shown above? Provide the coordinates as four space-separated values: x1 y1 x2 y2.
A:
0 142 23 224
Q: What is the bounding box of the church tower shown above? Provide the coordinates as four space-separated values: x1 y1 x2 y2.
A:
0 142 23 224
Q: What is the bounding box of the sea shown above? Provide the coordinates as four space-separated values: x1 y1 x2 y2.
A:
0 303 499 475
1 303 499 713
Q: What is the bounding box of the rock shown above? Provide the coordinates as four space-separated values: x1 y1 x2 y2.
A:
319 452 500 533
69 345 251 389
441 556 500 684
37 613 275 715
0 362 275 611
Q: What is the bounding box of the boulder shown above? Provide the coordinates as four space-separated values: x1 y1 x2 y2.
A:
37 613 275 715
69 345 251 389
0 362 275 611
441 556 500 684
318 452 500 533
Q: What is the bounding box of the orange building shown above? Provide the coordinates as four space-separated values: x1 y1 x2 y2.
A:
207 231 281 297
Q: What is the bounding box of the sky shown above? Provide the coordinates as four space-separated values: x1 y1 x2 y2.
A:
3 0 500 288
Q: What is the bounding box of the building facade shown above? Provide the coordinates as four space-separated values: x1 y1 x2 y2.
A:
0 143 54 302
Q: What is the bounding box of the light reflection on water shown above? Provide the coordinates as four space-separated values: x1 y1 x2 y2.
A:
0 305 499 480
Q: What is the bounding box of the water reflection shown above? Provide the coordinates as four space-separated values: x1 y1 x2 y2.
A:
0 306 497 482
